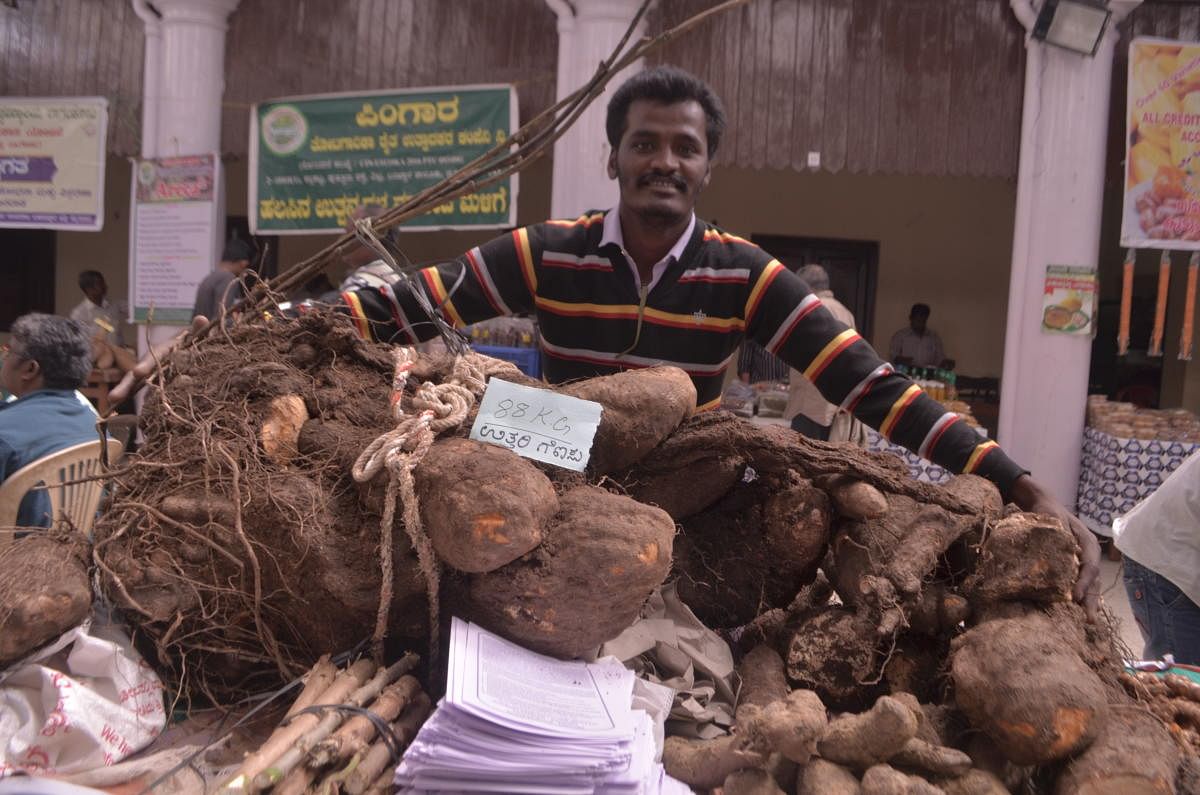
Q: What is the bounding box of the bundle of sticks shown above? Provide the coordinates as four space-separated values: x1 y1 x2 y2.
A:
220 654 431 795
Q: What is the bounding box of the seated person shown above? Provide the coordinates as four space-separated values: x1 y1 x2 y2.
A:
0 314 101 527
889 303 953 370
69 270 136 373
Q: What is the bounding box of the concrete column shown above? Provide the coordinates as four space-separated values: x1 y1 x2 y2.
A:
152 0 240 157
131 0 239 348
998 1 1141 505
546 0 647 219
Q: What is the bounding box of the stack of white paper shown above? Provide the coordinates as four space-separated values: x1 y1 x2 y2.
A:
395 618 692 794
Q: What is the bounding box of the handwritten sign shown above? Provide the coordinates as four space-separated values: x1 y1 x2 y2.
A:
470 379 602 472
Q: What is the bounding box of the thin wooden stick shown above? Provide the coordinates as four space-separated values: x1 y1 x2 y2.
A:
307 675 422 768
342 691 432 795
283 655 338 721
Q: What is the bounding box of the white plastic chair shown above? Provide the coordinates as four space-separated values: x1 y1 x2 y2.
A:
0 438 123 539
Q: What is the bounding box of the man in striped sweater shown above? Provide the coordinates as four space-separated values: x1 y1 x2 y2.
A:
339 65 1101 617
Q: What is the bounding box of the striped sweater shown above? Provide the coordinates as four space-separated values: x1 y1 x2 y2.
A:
343 210 1028 496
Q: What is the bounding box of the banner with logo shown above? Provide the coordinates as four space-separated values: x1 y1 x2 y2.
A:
129 155 221 325
1122 37 1200 250
0 97 107 231
250 85 517 234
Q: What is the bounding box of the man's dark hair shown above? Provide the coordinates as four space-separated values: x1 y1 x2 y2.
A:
605 65 727 156
78 270 105 292
222 238 255 263
910 303 931 319
9 313 93 389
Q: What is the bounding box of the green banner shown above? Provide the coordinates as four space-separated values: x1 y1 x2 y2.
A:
250 85 516 234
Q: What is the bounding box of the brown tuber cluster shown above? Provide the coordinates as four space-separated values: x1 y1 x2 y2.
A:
0 309 1183 792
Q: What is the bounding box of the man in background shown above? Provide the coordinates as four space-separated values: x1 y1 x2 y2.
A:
69 270 135 373
194 238 255 322
889 302 951 369
0 314 99 527
1115 451 1200 664
785 264 864 444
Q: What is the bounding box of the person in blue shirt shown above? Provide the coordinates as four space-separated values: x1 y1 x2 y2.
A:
0 313 100 527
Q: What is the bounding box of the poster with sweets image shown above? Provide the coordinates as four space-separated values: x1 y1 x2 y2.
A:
1123 37 1200 250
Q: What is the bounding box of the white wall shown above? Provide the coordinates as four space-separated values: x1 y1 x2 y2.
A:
698 167 1018 377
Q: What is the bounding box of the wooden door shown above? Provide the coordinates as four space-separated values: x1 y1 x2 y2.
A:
0 229 55 331
751 235 879 341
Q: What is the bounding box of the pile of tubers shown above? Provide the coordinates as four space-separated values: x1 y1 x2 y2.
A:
51 309 1193 792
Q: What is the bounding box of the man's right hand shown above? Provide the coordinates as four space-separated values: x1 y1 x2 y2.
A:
108 315 209 406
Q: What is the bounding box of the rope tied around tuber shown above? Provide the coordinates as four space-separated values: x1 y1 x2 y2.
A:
351 347 522 664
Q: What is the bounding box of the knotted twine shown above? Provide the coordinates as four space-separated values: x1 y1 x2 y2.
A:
352 347 521 663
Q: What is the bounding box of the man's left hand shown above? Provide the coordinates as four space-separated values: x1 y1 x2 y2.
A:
1009 474 1101 621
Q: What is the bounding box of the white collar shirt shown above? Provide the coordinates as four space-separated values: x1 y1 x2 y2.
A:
601 205 696 294
1114 451 1200 607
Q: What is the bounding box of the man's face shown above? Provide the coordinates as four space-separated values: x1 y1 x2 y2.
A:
608 99 711 226
910 313 928 334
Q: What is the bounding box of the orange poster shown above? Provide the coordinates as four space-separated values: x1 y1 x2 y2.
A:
1123 37 1200 249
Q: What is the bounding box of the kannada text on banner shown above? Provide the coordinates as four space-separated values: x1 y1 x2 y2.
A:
251 85 517 233
1123 37 1200 250
0 97 107 231
131 155 220 325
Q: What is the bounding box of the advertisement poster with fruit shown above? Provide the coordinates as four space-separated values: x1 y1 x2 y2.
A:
1123 37 1200 250
1042 265 1097 336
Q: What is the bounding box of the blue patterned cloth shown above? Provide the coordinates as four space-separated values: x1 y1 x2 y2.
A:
1077 426 1199 537
865 428 952 485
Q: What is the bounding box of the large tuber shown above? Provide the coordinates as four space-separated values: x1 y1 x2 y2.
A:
950 612 1108 765
465 485 674 658
1053 709 1179 795
414 438 556 574
561 365 696 475
963 512 1078 606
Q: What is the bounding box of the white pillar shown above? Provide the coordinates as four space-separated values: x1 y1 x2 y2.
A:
131 0 239 349
546 0 647 219
153 0 240 157
998 1 1141 505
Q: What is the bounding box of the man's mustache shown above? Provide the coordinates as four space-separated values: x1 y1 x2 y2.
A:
637 172 687 191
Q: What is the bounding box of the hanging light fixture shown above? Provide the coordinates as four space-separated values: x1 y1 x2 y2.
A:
1032 0 1112 56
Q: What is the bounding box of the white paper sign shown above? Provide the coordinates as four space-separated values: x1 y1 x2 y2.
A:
129 154 221 325
470 379 602 471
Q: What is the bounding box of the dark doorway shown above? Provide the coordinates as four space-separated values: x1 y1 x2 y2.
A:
751 235 879 341
0 229 55 331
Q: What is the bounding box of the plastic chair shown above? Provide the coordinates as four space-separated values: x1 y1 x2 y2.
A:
0 438 123 536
